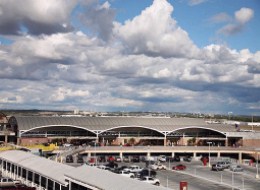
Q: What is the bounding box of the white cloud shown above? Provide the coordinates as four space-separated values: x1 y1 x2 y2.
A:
217 7 254 35
0 0 77 35
114 0 200 58
0 0 259 114
235 7 254 24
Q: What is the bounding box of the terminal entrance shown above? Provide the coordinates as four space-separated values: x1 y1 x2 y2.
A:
166 127 227 146
98 126 165 146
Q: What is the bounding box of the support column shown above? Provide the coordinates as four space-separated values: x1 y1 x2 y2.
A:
225 137 228 147
238 152 242 164
120 152 123 160
164 133 167 146
46 178 48 190
217 152 221 158
193 152 196 158
171 152 175 158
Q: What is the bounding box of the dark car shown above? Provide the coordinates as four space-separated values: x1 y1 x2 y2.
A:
106 161 118 168
166 156 180 162
172 164 186 170
132 156 140 162
66 155 73 163
137 169 157 178
211 164 224 171
98 156 106 162
173 156 180 162
183 156 192 162
77 155 84 163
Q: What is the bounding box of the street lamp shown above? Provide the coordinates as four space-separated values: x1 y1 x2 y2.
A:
207 142 212 167
256 152 259 179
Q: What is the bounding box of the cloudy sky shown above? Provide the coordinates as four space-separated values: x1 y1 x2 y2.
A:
0 0 259 115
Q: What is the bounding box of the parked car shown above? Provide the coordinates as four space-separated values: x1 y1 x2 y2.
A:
145 156 156 162
230 165 243 172
0 178 15 187
132 156 140 162
77 155 84 163
172 164 186 170
124 165 143 173
107 156 115 162
137 169 157 178
106 161 118 168
217 161 231 169
183 156 192 162
98 156 106 162
149 163 167 170
158 155 167 162
118 170 135 178
123 156 130 162
115 156 122 162
65 155 73 163
139 176 160 186
167 156 180 162
211 164 224 171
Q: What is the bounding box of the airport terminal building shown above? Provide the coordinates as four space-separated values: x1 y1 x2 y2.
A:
6 116 260 147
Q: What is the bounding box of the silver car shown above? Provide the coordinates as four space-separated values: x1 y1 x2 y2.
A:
230 165 243 172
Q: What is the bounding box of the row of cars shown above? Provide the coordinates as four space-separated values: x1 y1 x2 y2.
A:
94 163 161 185
66 153 193 164
211 161 244 172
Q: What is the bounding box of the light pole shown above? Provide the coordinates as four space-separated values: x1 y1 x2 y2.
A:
94 141 97 166
207 142 212 167
256 152 259 179
252 114 254 132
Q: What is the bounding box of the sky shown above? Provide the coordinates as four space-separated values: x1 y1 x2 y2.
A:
0 0 259 115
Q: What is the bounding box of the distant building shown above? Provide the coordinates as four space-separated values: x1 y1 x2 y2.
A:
5 116 260 147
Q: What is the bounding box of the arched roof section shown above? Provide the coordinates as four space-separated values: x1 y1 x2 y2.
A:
99 125 165 136
11 116 236 133
167 126 227 137
20 125 96 136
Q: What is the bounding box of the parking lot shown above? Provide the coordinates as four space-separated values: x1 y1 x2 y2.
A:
65 154 260 190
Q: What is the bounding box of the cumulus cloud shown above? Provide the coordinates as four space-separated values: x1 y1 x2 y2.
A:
218 7 254 35
0 0 259 114
114 0 200 58
235 7 254 24
79 0 116 41
0 0 77 35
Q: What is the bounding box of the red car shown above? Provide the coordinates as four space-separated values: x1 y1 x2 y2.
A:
172 164 186 170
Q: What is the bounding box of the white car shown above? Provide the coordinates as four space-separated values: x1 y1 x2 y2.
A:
124 165 143 173
149 163 167 170
158 155 167 162
118 170 135 178
139 176 160 186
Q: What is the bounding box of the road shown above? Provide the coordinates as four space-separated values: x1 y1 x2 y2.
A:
157 161 260 190
66 155 260 190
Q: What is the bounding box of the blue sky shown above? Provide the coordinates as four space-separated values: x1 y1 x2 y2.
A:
0 0 259 115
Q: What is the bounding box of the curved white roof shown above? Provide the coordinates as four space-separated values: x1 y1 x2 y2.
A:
11 116 236 133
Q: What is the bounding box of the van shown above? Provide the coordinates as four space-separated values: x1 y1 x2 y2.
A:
0 177 15 187
217 161 231 169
